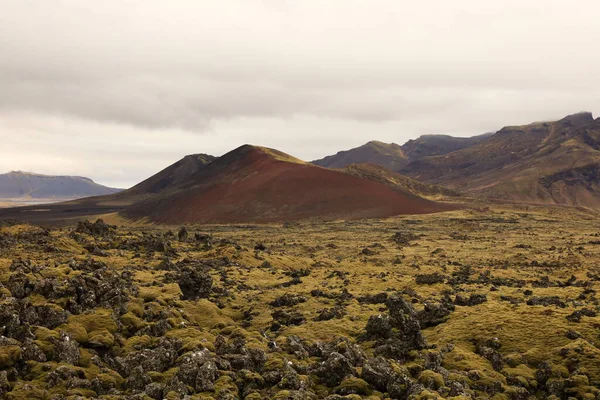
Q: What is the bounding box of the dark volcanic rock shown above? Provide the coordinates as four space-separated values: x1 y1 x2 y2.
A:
361 356 412 397
417 299 455 328
75 218 114 237
364 294 428 359
52 332 80 365
454 293 488 306
415 273 446 285
271 310 305 329
312 352 356 386
165 263 213 300
177 349 218 392
269 293 307 308
392 231 420 246
526 296 566 308
178 226 189 242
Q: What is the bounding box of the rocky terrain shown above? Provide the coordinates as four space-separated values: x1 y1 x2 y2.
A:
1 204 600 399
0 172 121 202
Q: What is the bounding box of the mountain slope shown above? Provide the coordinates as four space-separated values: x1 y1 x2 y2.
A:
401 133 493 160
401 112 600 207
122 145 454 223
120 153 216 198
0 171 121 199
340 163 460 199
312 141 409 170
312 133 491 171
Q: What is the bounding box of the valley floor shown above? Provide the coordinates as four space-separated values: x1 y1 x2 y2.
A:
1 204 600 399
0 199 72 208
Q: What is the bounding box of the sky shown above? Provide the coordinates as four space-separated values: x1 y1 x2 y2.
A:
1 1 600 188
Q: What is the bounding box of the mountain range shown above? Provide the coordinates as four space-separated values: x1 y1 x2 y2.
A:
0 171 121 200
312 112 600 208
0 145 455 224
311 133 492 170
399 112 600 207
1 111 598 224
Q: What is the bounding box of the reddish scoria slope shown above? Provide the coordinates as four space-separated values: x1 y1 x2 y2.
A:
122 145 454 223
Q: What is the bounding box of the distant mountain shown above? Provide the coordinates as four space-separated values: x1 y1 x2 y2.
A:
400 112 600 208
401 133 493 160
311 134 491 170
312 141 409 170
0 171 121 199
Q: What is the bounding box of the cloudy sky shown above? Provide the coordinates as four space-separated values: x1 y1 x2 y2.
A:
1 1 599 188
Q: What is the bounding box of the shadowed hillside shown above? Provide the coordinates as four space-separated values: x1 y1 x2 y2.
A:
340 163 460 200
120 153 216 198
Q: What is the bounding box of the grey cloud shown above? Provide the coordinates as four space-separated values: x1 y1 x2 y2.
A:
1 0 600 186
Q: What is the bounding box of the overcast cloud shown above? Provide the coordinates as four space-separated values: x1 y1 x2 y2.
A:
1 0 599 188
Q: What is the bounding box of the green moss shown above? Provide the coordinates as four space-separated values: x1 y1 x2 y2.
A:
96 371 124 387
502 364 536 389
127 299 145 317
148 367 178 384
57 322 88 344
27 293 48 306
418 370 445 390
120 311 148 333
544 362 569 379
182 300 235 330
165 392 183 400
165 327 215 352
272 390 292 399
7 381 50 400
411 389 443 399
66 388 97 398
88 328 115 348
0 345 21 368
138 282 180 303
264 357 285 371
69 308 118 334
35 326 60 342
336 377 372 395
34 327 60 358
568 374 589 386
79 348 94 368
122 335 155 353
213 375 238 397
